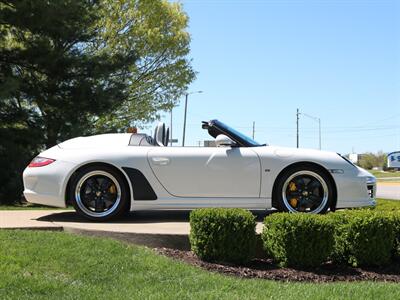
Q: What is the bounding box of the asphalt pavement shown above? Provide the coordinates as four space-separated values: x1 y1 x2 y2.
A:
377 182 400 200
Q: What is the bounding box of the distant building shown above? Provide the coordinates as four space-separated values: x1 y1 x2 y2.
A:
349 153 359 164
203 140 216 147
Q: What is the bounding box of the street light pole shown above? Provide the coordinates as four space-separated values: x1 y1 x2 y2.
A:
170 107 173 146
296 108 300 148
182 90 203 147
300 111 322 150
318 118 321 150
182 93 188 147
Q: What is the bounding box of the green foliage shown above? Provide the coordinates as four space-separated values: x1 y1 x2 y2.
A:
390 212 400 258
330 210 396 267
262 213 334 268
2 230 400 300
189 208 256 264
0 0 195 203
372 198 400 212
358 151 387 170
92 0 196 131
0 127 44 203
368 170 400 178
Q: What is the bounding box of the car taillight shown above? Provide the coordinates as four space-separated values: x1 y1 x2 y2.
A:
28 157 55 167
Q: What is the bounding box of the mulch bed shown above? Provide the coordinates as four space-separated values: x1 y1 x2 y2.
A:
155 248 400 283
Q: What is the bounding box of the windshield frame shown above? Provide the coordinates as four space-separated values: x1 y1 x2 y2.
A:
205 120 264 147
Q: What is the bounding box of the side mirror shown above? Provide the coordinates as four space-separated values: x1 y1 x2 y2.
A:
215 134 236 147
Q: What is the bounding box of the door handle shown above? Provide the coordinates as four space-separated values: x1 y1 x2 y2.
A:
151 157 170 166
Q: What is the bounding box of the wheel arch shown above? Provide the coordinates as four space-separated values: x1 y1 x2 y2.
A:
65 162 133 208
271 161 337 211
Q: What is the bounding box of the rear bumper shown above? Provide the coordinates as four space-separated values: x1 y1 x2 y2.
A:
23 160 77 208
23 190 66 208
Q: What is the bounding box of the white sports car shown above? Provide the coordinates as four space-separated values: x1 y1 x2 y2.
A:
23 119 376 220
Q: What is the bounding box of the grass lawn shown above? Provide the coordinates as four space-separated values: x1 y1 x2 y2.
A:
0 204 72 210
1 230 400 300
373 198 400 211
369 170 400 178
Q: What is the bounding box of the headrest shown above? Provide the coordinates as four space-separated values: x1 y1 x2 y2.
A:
164 127 170 146
154 122 166 146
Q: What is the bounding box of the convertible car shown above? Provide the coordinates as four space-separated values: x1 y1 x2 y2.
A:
23 119 376 220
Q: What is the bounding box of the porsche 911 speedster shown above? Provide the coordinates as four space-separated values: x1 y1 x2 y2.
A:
23 119 376 220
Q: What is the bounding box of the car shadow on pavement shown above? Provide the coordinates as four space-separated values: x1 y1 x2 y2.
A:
36 209 276 224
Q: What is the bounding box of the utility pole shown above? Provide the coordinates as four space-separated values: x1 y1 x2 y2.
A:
252 121 255 139
296 108 300 148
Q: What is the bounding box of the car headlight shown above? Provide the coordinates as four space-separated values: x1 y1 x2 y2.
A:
366 176 376 184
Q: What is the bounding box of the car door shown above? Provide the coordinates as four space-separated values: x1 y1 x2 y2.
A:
147 146 261 198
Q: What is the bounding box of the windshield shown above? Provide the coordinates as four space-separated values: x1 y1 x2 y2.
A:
215 120 263 147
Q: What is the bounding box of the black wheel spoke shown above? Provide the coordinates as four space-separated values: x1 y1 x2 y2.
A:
287 191 301 197
86 178 98 191
309 194 321 204
94 198 104 212
307 179 321 192
297 201 306 212
100 179 112 191
294 177 306 189
103 198 115 208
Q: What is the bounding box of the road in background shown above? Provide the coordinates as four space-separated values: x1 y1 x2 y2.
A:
377 182 400 200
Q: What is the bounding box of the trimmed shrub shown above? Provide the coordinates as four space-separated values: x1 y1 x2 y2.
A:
389 212 400 259
330 210 396 267
189 208 256 264
262 213 334 268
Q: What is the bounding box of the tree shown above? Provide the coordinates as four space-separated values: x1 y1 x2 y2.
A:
93 0 195 131
0 0 195 203
1 0 135 147
358 151 387 170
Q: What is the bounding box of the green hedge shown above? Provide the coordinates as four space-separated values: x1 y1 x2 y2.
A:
262 213 334 268
189 208 400 268
330 210 396 267
389 212 400 259
189 208 256 264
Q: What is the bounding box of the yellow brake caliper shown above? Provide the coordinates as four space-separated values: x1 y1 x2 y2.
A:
109 184 116 194
288 182 298 207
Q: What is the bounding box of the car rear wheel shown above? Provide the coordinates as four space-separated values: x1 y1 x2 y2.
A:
70 165 129 221
274 165 333 214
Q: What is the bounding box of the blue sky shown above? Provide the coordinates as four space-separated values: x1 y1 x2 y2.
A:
154 0 399 154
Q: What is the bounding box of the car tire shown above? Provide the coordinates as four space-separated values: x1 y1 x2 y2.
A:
69 165 130 221
274 165 333 214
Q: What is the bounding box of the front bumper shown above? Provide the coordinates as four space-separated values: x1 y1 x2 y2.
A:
23 160 77 208
335 167 376 209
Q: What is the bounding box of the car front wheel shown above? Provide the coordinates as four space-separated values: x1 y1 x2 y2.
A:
274 165 333 214
70 165 129 221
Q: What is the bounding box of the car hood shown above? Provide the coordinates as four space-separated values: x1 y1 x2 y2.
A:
58 133 132 149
